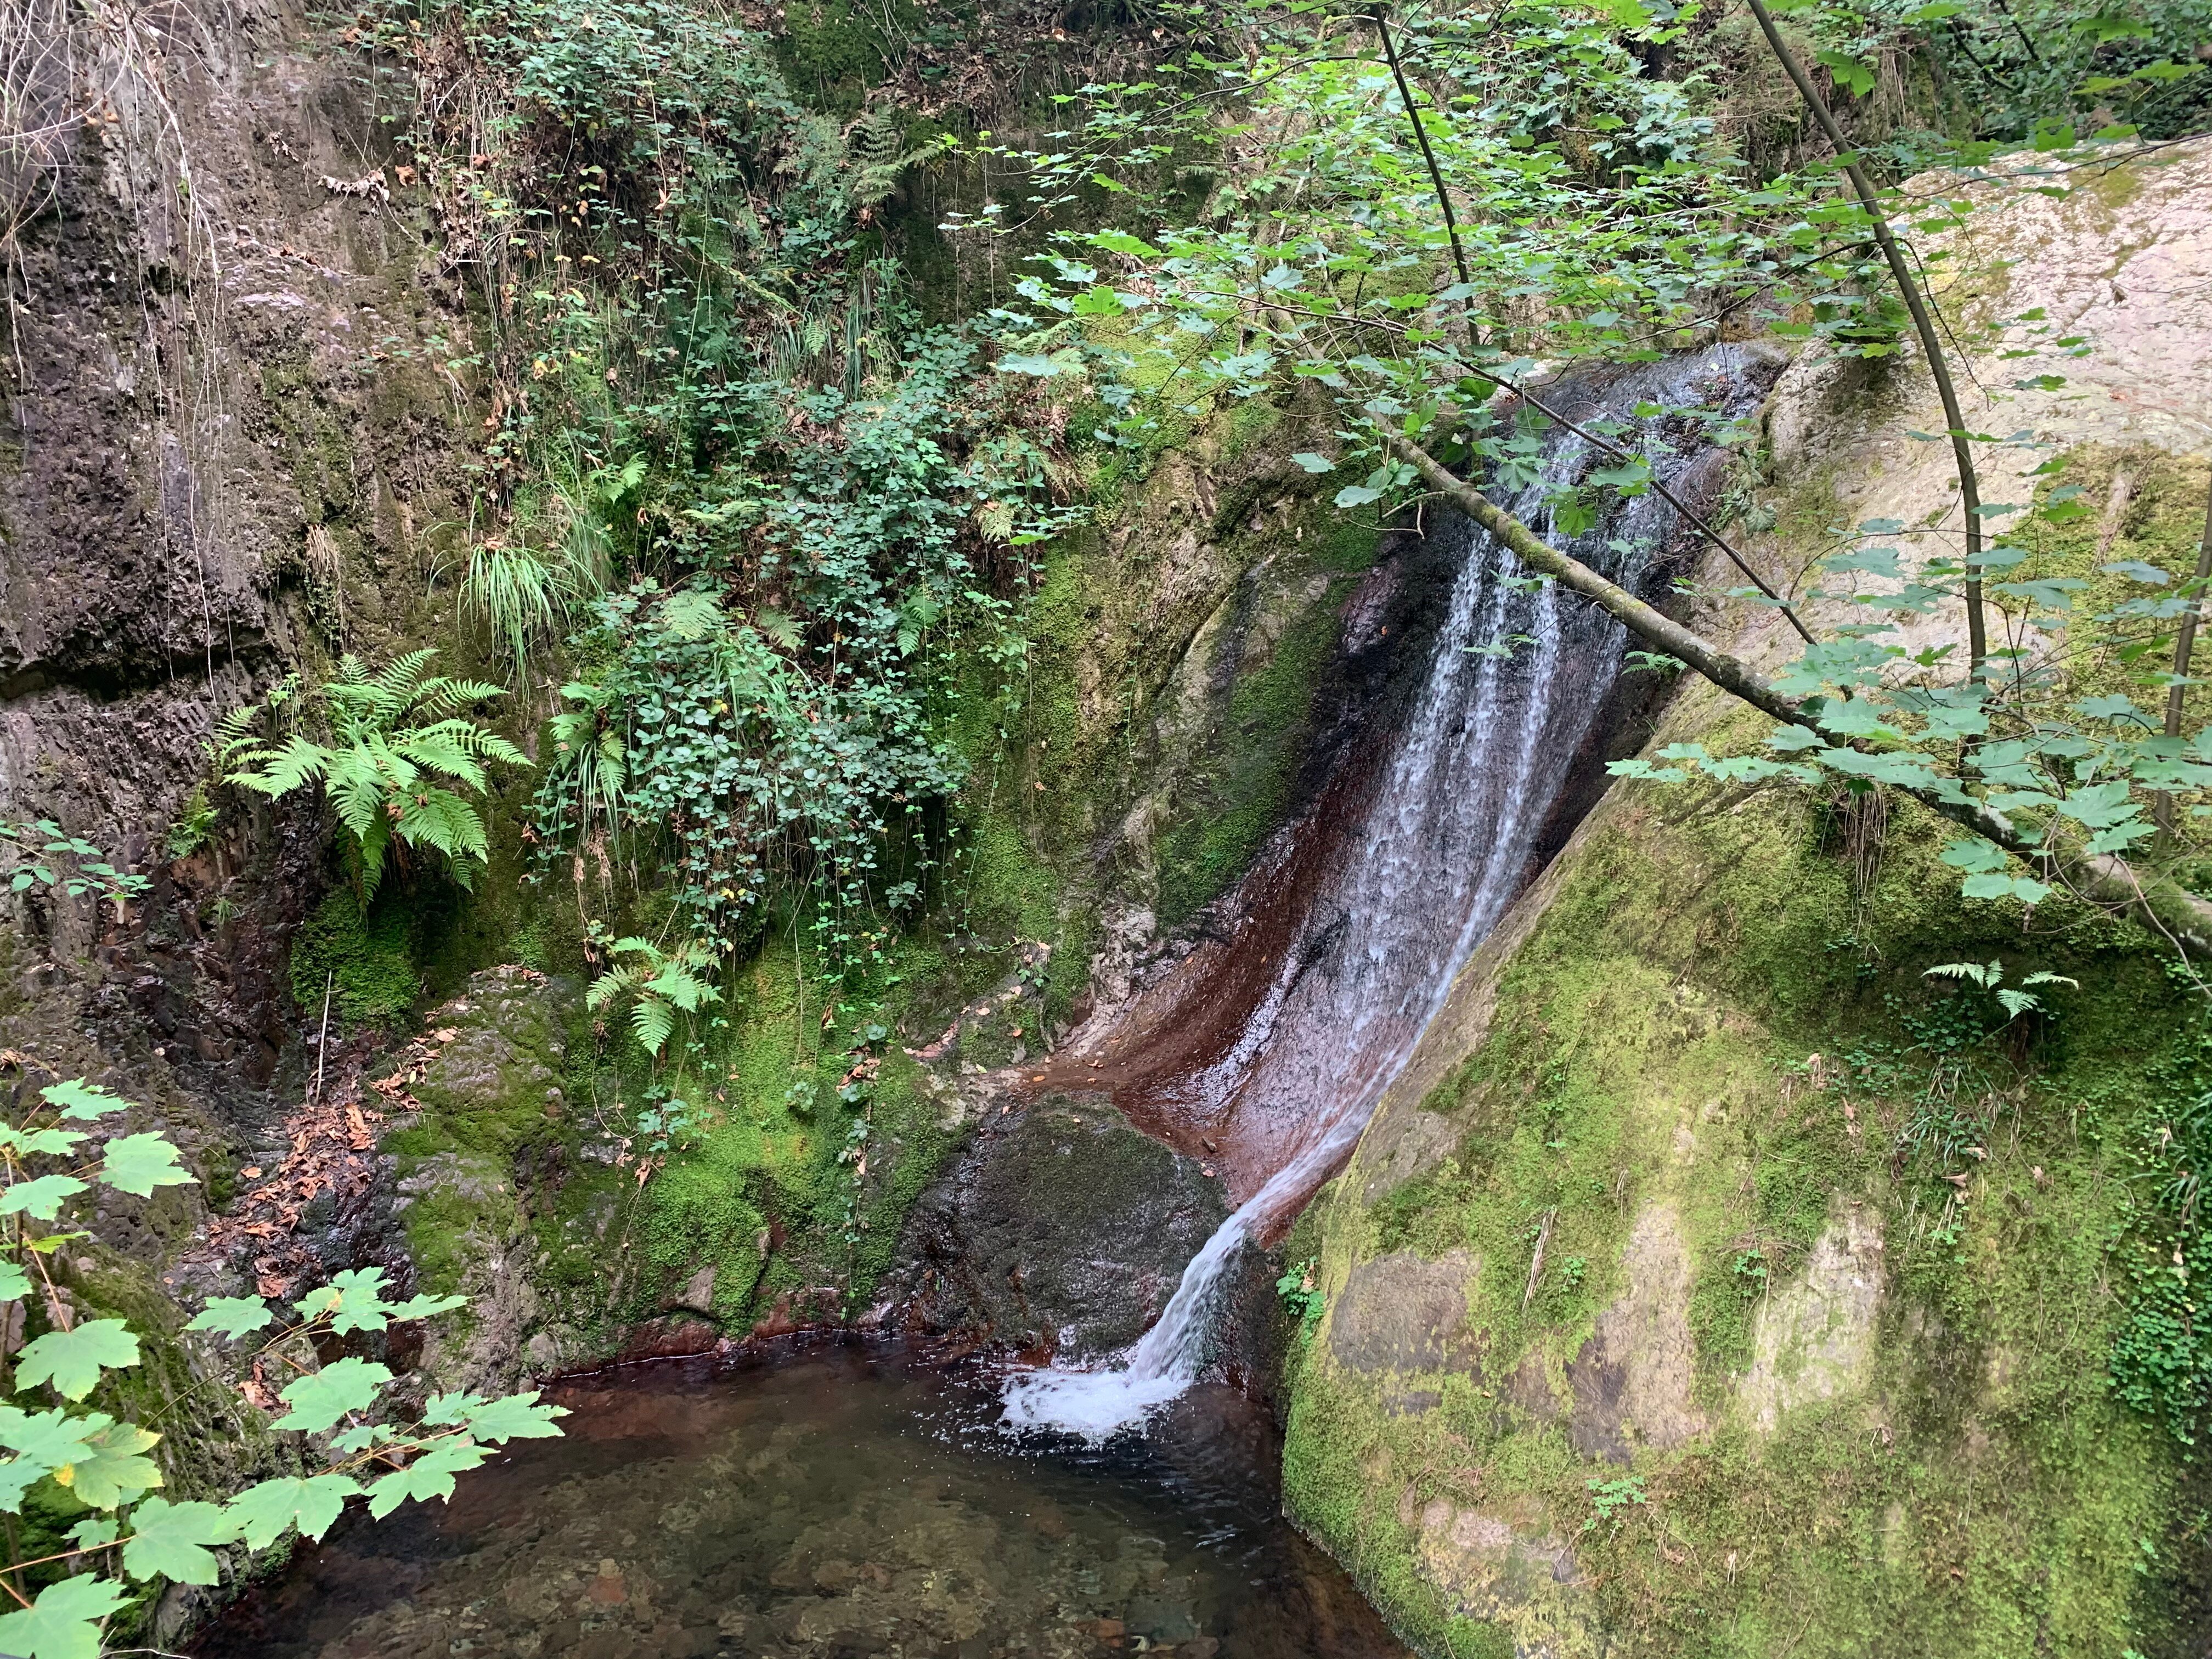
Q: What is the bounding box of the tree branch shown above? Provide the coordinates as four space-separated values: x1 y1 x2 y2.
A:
1380 427 2212 957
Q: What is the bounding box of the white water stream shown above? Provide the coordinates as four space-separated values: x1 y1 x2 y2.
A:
1002 349 1771 1439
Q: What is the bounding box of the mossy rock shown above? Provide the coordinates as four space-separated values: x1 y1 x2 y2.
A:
895 1092 1228 1360
1280 696 2192 1657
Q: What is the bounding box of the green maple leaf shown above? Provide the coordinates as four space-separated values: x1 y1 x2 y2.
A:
185 1296 274 1340
224 1472 359 1549
269 1356 393 1434
0 1125 87 1158
95 1133 196 1198
0 1259 34 1304
0 1407 99 1508
0 1175 88 1221
0 1572 132 1659
16 1320 140 1401
321 1266 395 1334
364 1438 489 1518
0 1458 46 1511
386 1293 467 1323
425 1390 568 1442
40 1080 127 1121
55 1418 163 1509
121 1496 235 1584
0 1407 103 1464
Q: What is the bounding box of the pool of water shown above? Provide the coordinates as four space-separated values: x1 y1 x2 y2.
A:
197 1341 1407 1659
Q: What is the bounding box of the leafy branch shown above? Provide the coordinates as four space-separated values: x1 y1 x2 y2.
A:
0 1068 564 1659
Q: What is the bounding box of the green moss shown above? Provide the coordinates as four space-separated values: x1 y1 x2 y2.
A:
1284 748 2191 1656
290 888 425 1029
772 0 918 109
1156 580 1350 926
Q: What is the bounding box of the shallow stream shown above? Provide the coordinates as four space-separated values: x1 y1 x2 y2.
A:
197 1342 1406 1659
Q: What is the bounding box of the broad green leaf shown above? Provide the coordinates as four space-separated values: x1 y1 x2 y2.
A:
56 1419 162 1509
224 1472 359 1549
41 1080 127 1120
1822 545 1903 580
1816 698 1901 741
121 1496 235 1584
1071 285 1124 316
0 1458 47 1511
0 1125 86 1158
0 1175 88 1220
365 1437 490 1518
320 1267 397 1335
1090 230 1160 258
16 1320 140 1401
0 1261 32 1302
996 353 1063 377
386 1293 468 1323
66 1516 117 1550
96 1133 197 1198
269 1356 394 1434
1814 49 1875 97
0 1407 100 1465
0 1571 132 1659
1939 838 2009 874
1290 452 1334 474
186 1296 274 1340
2102 560 2170 585
431 1390 569 1443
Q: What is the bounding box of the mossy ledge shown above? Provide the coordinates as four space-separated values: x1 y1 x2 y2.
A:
1282 706 2195 1656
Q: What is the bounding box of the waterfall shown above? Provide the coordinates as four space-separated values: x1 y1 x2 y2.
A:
1002 347 1775 1440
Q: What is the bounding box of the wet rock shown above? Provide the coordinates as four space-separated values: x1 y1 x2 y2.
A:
892 1093 1228 1360
673 1265 717 1314
1564 1204 1706 1463
1737 1204 1884 1432
1327 1249 1479 1378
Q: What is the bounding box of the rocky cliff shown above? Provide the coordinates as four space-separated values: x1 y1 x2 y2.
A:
1280 139 2212 1657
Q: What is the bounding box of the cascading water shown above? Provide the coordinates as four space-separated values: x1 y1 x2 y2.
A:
1003 346 1779 1439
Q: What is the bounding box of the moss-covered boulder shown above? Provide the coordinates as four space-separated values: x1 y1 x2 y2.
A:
1278 144 2212 1658
896 1092 1228 1360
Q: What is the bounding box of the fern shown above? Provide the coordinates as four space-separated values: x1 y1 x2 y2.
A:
584 935 721 1061
226 653 528 899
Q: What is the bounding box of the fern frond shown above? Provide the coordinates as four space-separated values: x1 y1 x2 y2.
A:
227 734 334 797
412 677 511 719
631 997 675 1058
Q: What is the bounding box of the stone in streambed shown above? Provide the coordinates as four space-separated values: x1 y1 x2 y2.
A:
892 1093 1227 1361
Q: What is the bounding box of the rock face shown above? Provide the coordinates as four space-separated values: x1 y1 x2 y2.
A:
895 1093 1228 1362
1282 140 2212 1658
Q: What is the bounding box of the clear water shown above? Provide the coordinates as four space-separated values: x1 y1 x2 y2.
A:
196 1342 1407 1659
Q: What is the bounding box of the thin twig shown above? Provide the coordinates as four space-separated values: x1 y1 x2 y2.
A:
1368 7 1474 298
2157 486 2212 841
312 968 334 1108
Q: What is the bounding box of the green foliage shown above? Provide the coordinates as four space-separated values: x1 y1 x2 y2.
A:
584 931 723 1060
163 785 218 862
226 652 528 899
16 1325 140 1404
288 889 423 1030
1275 1256 1327 1333
1582 1474 1649 1533
0 1575 131 1659
0 1064 566 1646
1870 0 2212 144
0 820 148 918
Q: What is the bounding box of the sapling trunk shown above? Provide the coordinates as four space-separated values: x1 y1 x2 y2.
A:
1741 0 1991 679
2157 485 2212 840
